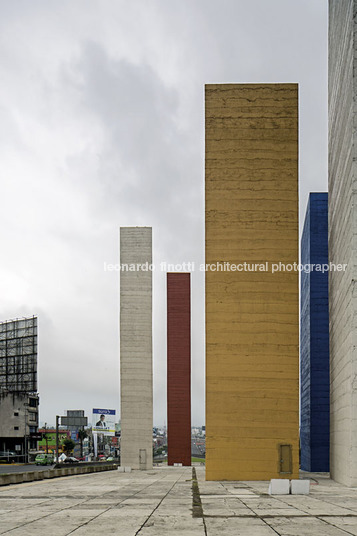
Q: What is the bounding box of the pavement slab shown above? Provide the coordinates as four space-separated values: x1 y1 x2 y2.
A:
1 466 357 535
264 516 355 536
319 516 357 536
205 517 277 535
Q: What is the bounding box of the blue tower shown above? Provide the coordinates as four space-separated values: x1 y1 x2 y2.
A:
300 192 329 472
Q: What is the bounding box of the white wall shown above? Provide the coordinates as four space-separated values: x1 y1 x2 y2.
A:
329 0 357 487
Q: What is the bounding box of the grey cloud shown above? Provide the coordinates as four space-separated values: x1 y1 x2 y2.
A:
0 0 327 427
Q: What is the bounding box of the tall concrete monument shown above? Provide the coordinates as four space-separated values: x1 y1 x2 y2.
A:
329 0 357 486
120 227 153 470
300 193 329 472
205 84 299 480
167 272 191 466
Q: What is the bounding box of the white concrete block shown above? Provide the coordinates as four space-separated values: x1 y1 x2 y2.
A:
291 479 310 495
117 467 125 472
174 463 183 467
124 467 132 473
268 479 290 495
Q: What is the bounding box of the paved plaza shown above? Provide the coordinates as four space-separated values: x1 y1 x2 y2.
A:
1 466 357 535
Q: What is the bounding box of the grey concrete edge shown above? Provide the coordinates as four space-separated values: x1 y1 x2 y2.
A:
0 464 118 486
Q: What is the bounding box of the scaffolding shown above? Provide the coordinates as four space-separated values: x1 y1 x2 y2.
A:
0 317 37 394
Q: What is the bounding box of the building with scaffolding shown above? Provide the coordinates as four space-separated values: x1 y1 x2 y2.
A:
0 317 39 460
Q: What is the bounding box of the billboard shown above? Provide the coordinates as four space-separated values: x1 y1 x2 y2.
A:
0 317 37 393
92 408 115 436
61 410 87 428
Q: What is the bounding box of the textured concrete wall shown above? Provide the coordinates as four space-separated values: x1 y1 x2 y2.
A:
300 193 329 472
329 0 357 486
167 273 191 466
205 84 299 481
120 227 153 470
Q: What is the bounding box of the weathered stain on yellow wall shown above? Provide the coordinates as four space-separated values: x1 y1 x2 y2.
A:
205 84 299 481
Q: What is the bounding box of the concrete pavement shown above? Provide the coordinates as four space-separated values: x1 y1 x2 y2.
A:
1 466 357 535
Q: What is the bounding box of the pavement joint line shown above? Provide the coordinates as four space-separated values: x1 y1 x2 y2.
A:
221 485 281 536
0 487 101 536
134 470 187 536
306 492 357 516
256 485 314 516
192 468 204 518
263 481 357 519
64 505 114 535
3 468 357 535
0 495 54 514
319 514 357 518
219 479 357 535
66 470 179 536
262 513 357 519
0 471 170 535
192 467 207 536
0 499 89 536
203 513 356 518
316 516 357 536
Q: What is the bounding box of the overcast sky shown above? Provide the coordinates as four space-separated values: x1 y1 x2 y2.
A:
0 0 327 427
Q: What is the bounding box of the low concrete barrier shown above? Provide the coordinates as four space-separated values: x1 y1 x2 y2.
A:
0 475 11 486
9 473 23 484
22 472 35 482
52 468 63 478
0 464 118 486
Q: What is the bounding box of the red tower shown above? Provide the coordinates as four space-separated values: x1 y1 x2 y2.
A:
167 272 191 466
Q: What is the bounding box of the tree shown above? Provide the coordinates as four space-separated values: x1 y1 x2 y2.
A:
78 429 88 458
62 438 75 456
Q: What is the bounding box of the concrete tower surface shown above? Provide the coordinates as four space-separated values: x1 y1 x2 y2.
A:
300 193 329 472
120 227 153 470
167 272 191 466
205 84 299 481
329 0 357 486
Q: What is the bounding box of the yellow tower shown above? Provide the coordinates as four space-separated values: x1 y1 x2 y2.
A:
205 84 299 480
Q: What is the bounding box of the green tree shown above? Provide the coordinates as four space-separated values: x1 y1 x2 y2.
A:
62 438 75 456
78 429 88 458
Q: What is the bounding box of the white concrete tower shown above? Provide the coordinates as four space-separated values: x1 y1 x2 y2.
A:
329 0 357 486
120 227 153 470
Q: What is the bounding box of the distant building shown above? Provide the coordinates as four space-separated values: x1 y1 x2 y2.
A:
0 393 39 457
0 317 39 459
38 428 70 453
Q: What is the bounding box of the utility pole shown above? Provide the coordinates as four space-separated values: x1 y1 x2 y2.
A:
56 416 59 463
44 422 48 454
